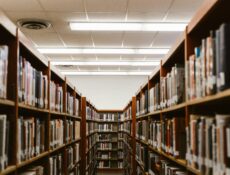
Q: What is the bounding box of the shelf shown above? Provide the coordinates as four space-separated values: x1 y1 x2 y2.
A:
97 140 118 143
18 103 49 113
17 151 49 168
86 131 97 137
97 158 123 161
65 113 81 120
186 166 201 175
97 120 118 123
65 138 81 146
123 118 132 122
86 118 98 122
161 102 186 113
0 99 15 107
135 158 145 172
137 110 161 119
0 166 16 175
97 149 118 152
98 131 117 133
148 145 187 170
187 89 230 106
50 144 66 153
50 110 66 116
86 143 97 155
136 138 148 146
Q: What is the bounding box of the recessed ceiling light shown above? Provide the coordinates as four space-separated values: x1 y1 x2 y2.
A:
17 19 51 30
69 22 187 32
61 71 151 76
51 61 160 66
38 48 169 55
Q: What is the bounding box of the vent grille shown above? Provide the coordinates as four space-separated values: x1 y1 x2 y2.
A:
17 19 51 30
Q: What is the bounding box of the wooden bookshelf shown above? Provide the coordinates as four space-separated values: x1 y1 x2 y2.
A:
0 10 82 175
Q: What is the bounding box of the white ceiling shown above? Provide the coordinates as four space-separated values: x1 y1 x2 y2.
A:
0 0 204 72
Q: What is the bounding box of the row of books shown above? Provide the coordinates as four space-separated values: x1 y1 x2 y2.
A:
118 141 123 149
66 143 80 170
123 106 132 120
0 115 9 171
18 116 45 163
123 121 131 134
65 120 80 143
98 123 117 132
19 166 44 175
86 122 98 135
118 151 124 159
136 142 148 171
69 164 80 175
86 133 98 153
0 45 8 99
86 106 98 120
136 89 148 116
160 65 185 109
186 114 230 175
66 92 80 116
49 153 63 175
97 143 113 149
50 81 63 112
186 23 230 100
98 133 117 142
18 56 48 109
136 120 148 141
99 113 118 121
50 119 64 149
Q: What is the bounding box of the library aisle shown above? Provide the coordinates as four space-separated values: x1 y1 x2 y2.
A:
0 0 230 175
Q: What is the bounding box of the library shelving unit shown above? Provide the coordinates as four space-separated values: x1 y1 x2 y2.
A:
96 110 123 173
121 0 230 175
0 10 82 175
81 98 98 175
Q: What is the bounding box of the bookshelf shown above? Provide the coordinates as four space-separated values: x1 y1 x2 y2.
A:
121 0 230 175
96 110 123 173
0 11 82 175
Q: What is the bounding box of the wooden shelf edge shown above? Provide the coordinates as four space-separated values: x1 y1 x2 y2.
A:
18 103 49 113
17 151 49 168
50 111 66 116
50 145 66 153
0 99 15 106
0 166 16 175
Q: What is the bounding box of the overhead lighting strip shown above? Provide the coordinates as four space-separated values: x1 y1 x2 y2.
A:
38 48 169 55
69 22 187 32
51 61 160 66
61 71 151 76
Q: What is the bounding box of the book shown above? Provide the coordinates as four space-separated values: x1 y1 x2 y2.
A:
50 119 64 149
0 115 9 171
18 56 48 109
0 45 8 99
19 166 44 175
50 81 63 112
49 154 63 175
17 116 45 163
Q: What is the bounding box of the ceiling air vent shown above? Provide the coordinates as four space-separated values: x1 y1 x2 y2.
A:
17 19 51 30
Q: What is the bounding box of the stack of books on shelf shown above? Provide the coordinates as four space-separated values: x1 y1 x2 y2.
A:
186 114 230 175
148 83 161 112
0 115 9 171
49 153 63 175
50 119 64 149
140 89 148 115
50 81 63 112
136 120 148 141
148 120 161 151
75 98 79 116
18 166 44 175
161 117 186 158
18 56 49 109
65 119 74 143
160 160 187 175
136 142 148 171
99 113 118 121
186 23 230 100
18 116 45 163
66 92 74 115
66 146 74 170
98 143 112 150
74 121 80 140
148 152 160 175
0 45 8 99
160 65 185 109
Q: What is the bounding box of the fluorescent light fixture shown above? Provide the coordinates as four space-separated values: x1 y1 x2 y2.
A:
38 48 169 55
61 71 151 76
51 61 160 66
69 22 187 31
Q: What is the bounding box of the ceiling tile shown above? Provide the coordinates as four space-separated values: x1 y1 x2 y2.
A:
0 0 42 11
5 11 47 22
39 0 84 12
128 0 172 13
47 12 86 22
99 66 120 71
123 32 155 48
46 55 73 60
87 12 126 21
77 66 100 71
26 32 65 47
60 32 93 47
126 12 164 22
151 31 181 47
86 0 127 12
170 0 203 13
93 32 123 47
